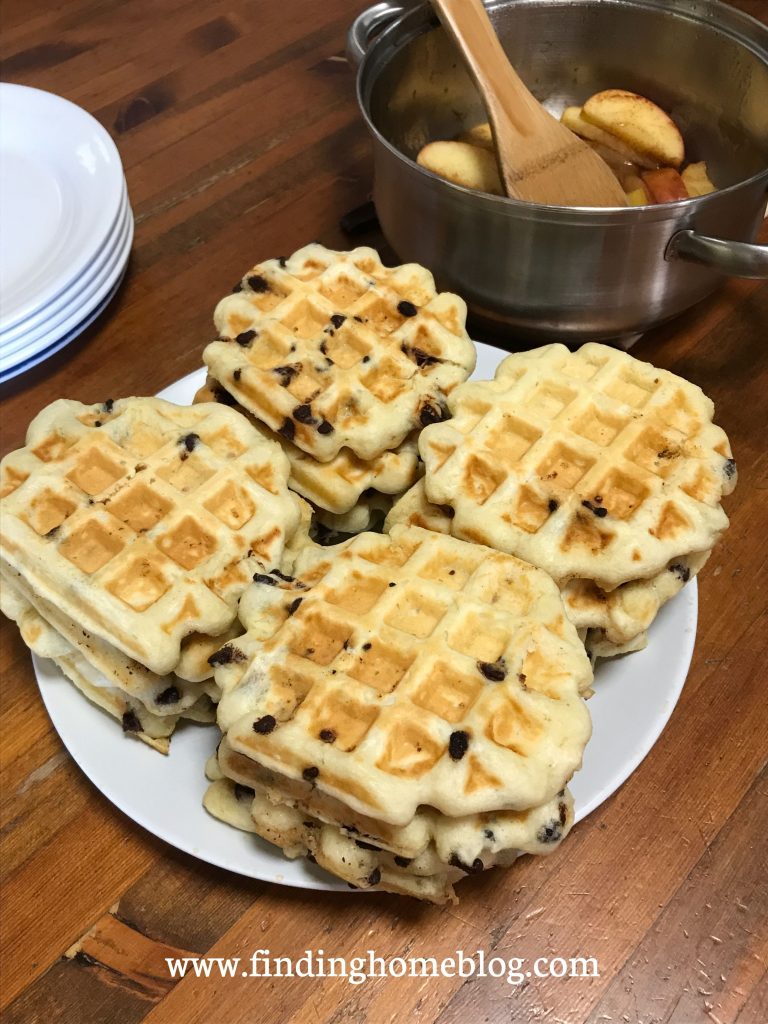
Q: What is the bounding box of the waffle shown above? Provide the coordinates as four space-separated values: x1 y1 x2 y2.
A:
0 397 299 675
202 244 476 462
3 573 217 733
195 378 422 515
420 344 736 590
313 491 394 539
0 581 194 752
214 734 574 863
213 525 592 824
204 772 573 904
386 480 708 647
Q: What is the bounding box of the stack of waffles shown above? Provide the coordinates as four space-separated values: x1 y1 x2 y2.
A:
203 525 593 904
0 397 303 752
387 344 736 658
197 243 477 539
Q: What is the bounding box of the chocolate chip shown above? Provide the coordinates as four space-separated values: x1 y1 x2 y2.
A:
271 569 295 583
401 343 441 367
122 710 141 733
355 839 381 851
724 457 737 479
397 300 418 317
483 828 495 842
235 329 257 346
93 420 102 428
669 563 690 583
448 853 484 874
548 499 559 513
478 658 507 681
208 645 247 666
278 256 287 268
419 401 446 426
155 685 180 706
278 418 296 441
559 801 568 826
361 642 372 651
330 313 346 329
273 365 298 386
537 821 563 844
103 399 114 413
293 404 316 424
235 783 255 802
353 315 364 323
317 420 334 435
361 354 370 363
448 730 470 760
253 715 277 734
232 281 244 293
367 867 381 886
287 597 303 616
212 384 237 406
247 274 270 293
302 766 319 781
253 572 278 586
581 500 608 518
181 433 200 452
319 340 328 355
233 369 242 382
394 855 412 868
388 581 396 587
319 729 336 743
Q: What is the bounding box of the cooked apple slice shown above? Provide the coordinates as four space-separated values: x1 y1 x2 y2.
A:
642 167 689 203
582 89 685 169
561 106 657 169
623 173 653 205
681 161 716 197
417 141 503 195
457 122 494 151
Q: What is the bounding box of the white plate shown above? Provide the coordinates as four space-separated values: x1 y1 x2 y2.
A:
0 206 134 382
31 346 697 892
0 183 128 352
0 266 129 386
0 84 125 332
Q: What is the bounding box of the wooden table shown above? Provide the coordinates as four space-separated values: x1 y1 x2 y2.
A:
1 2 766 1021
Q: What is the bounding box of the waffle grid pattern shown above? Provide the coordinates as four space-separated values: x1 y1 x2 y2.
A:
203 244 476 462
0 398 298 674
420 344 735 589
217 526 592 825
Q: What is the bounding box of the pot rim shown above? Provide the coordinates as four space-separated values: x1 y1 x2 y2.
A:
356 0 768 224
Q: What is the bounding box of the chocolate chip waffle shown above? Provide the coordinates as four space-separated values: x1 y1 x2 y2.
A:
420 344 736 590
386 480 709 652
0 397 300 675
204 766 573 904
194 378 421 515
203 244 476 462
213 733 574 864
213 525 592 825
0 581 196 752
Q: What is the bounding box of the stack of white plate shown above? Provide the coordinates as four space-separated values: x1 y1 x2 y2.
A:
0 84 133 384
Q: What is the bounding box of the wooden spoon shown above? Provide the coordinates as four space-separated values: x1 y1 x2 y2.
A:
432 0 628 207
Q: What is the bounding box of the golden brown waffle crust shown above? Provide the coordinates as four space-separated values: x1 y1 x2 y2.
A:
214 525 592 825
194 378 421 515
385 479 708 647
203 244 477 462
0 397 299 675
420 343 736 590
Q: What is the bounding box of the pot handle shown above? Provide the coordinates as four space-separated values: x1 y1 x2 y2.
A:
347 2 407 66
666 228 768 279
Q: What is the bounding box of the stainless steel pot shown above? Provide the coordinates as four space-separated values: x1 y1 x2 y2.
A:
348 0 768 342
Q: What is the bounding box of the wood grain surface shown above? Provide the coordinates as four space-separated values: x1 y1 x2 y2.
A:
1 3 766 1022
